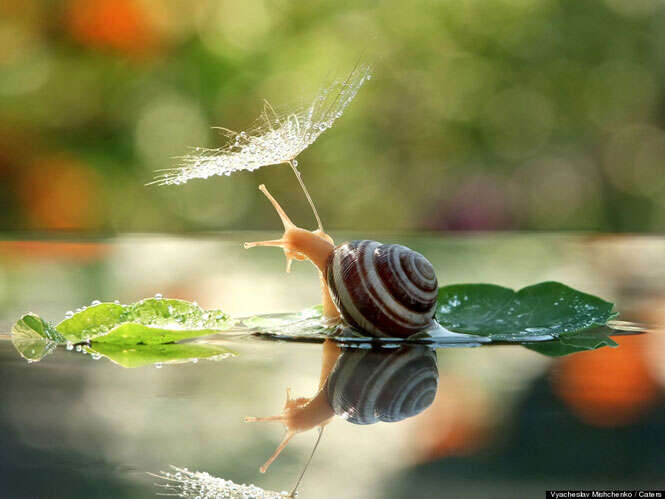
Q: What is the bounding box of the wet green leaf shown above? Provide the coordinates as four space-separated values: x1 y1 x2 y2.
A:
241 305 330 338
92 323 222 345
436 282 617 340
11 313 65 362
56 298 234 343
57 303 128 342
86 342 235 368
523 329 619 357
10 298 238 364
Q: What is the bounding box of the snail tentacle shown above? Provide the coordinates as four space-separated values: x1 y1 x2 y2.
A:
244 184 340 321
244 342 341 473
244 388 334 473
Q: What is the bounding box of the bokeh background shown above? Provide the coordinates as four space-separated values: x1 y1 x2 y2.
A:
3 0 665 233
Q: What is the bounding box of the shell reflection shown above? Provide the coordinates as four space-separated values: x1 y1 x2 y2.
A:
327 345 438 424
245 338 439 473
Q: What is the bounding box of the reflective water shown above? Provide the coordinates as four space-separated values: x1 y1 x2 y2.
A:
1 233 665 498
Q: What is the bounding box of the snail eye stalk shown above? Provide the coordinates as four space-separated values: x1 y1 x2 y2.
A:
243 184 340 321
243 184 307 273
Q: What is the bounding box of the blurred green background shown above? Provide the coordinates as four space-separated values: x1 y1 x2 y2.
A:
2 0 665 233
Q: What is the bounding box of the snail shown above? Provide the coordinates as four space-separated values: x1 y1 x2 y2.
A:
245 338 439 473
244 184 439 337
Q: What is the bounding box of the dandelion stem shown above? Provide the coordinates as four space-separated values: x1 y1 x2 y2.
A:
288 160 323 232
288 426 325 498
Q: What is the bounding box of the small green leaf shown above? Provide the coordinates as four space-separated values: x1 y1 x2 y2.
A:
11 313 65 362
92 323 222 345
57 303 127 342
436 282 617 340
86 342 235 368
124 298 232 330
55 298 234 343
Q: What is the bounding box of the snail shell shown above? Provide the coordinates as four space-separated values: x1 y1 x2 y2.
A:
326 240 438 337
325 345 438 425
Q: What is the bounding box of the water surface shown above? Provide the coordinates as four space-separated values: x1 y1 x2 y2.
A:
1 233 664 498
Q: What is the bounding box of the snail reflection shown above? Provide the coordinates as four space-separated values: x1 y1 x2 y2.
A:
245 336 439 474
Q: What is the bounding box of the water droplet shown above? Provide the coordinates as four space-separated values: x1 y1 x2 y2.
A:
114 300 120 304
154 293 163 299
292 159 298 167
65 311 74 318
66 342 74 351
192 358 199 364
91 300 101 306
155 363 163 369
75 345 82 352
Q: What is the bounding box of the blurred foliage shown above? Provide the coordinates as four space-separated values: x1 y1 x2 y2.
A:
1 0 665 232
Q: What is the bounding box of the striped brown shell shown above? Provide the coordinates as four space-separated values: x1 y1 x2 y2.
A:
326 240 438 337
325 345 438 425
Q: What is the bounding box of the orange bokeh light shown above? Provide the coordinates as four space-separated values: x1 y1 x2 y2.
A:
0 241 109 262
410 374 491 463
553 336 660 427
18 155 105 230
66 0 159 55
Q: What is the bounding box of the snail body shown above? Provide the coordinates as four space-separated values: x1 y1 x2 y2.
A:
245 185 438 337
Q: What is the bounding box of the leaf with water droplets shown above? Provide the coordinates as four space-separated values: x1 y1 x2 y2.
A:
85 342 235 368
242 305 337 340
57 303 128 342
92 323 224 345
436 281 617 341
56 298 234 343
11 313 66 362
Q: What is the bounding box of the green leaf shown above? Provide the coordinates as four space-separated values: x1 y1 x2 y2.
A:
57 303 128 342
11 313 65 362
523 329 619 357
56 298 234 343
436 282 617 340
242 305 335 340
124 298 232 329
92 323 222 345
85 342 235 368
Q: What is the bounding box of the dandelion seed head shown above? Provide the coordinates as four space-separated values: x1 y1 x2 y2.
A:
153 466 289 498
152 63 371 186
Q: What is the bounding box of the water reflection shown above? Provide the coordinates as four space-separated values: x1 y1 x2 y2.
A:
390 334 665 499
245 338 439 475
